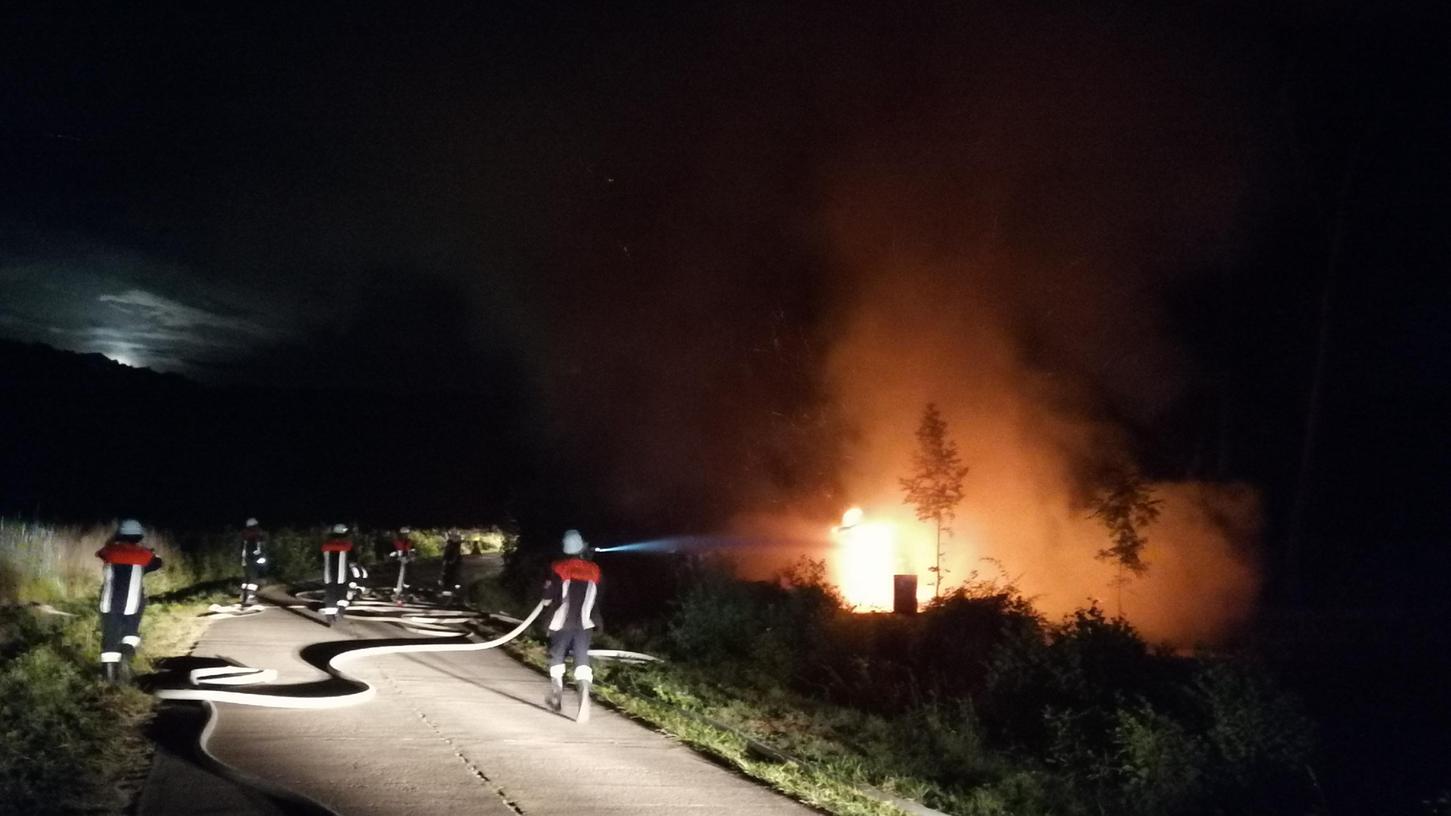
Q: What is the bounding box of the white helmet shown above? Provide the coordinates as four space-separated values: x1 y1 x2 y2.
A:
245 517 259 528
331 523 348 535
118 519 145 538
399 526 412 535
562 529 585 555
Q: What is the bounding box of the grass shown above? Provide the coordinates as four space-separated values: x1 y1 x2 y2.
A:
502 636 914 816
0 590 224 815
0 519 234 605
0 519 230 815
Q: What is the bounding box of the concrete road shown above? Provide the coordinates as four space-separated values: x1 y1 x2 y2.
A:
139 559 818 816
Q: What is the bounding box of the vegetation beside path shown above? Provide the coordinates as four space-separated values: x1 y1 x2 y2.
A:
0 519 511 816
0 586 222 815
485 553 1319 816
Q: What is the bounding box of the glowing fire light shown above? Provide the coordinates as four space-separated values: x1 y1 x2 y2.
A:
831 507 898 611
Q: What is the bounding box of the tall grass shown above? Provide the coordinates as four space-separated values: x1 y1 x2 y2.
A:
0 518 231 815
0 520 516 606
0 520 246 606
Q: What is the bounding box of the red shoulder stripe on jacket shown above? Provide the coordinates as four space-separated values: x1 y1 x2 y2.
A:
98 543 156 566
551 558 600 583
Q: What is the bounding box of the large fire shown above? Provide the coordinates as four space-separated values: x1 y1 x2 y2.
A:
806 253 1262 645
829 507 899 611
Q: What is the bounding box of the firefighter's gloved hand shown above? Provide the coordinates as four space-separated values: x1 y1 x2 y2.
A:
256 557 267 564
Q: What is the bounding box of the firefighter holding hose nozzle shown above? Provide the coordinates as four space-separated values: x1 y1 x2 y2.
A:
240 517 267 607
96 519 164 684
543 529 602 723
321 523 354 627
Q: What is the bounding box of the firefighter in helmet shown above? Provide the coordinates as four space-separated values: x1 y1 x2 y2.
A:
240 517 267 606
321 523 354 626
390 526 416 602
542 529 602 722
96 519 164 684
439 529 464 597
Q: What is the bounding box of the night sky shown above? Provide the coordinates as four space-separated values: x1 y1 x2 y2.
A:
2 1 1447 606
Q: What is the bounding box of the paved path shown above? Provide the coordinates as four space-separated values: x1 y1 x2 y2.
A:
139 571 817 816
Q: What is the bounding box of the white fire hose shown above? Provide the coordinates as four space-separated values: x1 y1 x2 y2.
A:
157 597 659 708
155 599 548 708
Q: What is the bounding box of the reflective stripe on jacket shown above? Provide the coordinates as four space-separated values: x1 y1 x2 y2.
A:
545 557 601 632
97 542 162 615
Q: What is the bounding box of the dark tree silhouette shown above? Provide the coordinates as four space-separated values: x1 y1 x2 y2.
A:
1091 465 1162 615
899 403 969 599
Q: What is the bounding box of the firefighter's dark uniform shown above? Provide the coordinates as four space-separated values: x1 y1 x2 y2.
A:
240 527 266 605
391 534 415 599
439 533 463 594
96 537 163 682
544 555 602 696
321 532 354 624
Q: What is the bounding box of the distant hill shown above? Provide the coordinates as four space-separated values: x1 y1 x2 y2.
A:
0 337 521 525
0 338 195 392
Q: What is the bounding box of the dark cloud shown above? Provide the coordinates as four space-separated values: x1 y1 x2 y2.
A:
0 247 292 375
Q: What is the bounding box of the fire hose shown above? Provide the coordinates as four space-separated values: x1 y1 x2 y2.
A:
155 599 549 708
147 596 608 815
157 596 658 707
157 593 937 816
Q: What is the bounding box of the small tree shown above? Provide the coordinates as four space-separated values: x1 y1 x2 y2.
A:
1091 465 1162 616
900 403 969 599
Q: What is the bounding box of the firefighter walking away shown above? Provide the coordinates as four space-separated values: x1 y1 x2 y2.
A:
542 529 602 722
321 523 354 627
390 526 416 603
96 519 164 684
240 517 267 606
439 529 464 598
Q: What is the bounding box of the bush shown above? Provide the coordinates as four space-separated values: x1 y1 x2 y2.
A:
0 606 156 816
1111 701 1210 814
666 557 843 686
1191 660 1315 809
649 561 1318 816
982 605 1176 753
0 646 113 814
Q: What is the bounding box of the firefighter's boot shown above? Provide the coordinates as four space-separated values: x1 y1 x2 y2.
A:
576 680 592 724
103 662 120 685
545 677 563 713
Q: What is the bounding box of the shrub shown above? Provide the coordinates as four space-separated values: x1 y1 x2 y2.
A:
1191 659 1315 809
0 614 153 816
1111 701 1210 815
666 557 844 685
0 646 112 814
982 605 1175 753
668 563 772 666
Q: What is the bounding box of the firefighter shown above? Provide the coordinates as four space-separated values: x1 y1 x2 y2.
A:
321 523 354 626
390 526 416 602
96 519 164 684
542 529 602 722
240 517 267 607
439 529 464 597
346 548 369 604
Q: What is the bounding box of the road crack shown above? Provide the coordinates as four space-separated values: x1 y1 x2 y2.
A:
379 667 526 815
